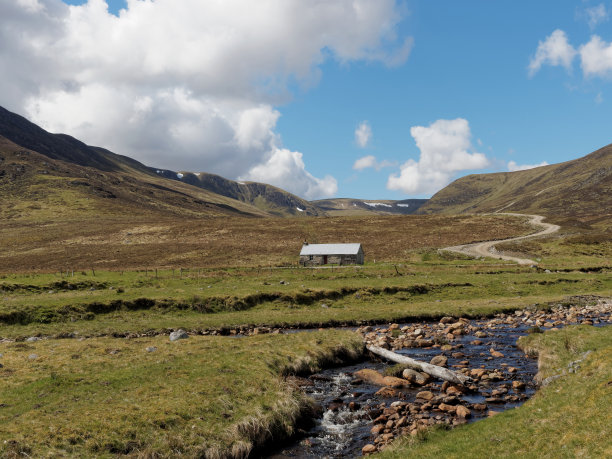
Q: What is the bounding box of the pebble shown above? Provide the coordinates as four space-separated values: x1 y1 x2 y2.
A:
430 355 448 367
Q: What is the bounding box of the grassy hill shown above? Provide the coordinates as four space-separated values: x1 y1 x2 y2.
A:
418 145 612 223
0 135 268 221
0 106 323 220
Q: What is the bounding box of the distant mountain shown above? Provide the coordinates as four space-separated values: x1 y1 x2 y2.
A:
176 171 324 216
418 145 612 219
313 198 427 216
0 106 323 219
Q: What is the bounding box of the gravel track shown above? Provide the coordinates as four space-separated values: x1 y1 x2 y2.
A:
443 214 560 265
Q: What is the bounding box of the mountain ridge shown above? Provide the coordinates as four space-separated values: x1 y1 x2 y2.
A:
0 106 322 218
417 144 612 221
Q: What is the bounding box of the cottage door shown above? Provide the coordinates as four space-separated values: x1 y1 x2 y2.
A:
323 255 328 264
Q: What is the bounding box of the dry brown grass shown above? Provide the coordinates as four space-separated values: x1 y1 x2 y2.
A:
0 214 532 272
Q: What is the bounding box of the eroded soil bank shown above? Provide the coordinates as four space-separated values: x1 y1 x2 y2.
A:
270 298 611 458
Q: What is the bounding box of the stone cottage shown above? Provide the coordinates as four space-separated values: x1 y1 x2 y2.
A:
299 243 364 266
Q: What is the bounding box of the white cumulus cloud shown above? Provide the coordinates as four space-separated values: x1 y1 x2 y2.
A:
528 29 576 76
579 35 612 78
355 121 372 148
0 0 412 198
353 155 395 171
353 155 377 170
240 148 337 200
507 160 549 172
387 118 489 195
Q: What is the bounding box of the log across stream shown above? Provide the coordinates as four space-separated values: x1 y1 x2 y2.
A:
268 300 611 458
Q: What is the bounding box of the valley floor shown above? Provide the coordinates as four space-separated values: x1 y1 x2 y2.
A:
1 213 611 457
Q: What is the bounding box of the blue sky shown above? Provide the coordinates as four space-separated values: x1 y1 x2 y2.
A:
4 1 612 199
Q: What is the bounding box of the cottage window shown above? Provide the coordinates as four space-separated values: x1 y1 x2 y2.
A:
309 255 313 260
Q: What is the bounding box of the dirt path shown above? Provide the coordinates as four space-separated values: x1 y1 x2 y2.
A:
443 214 560 265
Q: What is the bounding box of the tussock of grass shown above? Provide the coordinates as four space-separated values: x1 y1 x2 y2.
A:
0 330 363 458
378 325 612 458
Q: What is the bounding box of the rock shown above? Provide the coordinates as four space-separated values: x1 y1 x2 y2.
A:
26 337 40 342
354 369 386 386
389 323 400 330
371 424 385 435
487 371 505 381
512 380 526 391
327 402 343 412
416 390 435 401
28 354 38 360
490 348 504 358
169 329 189 341
402 369 430 386
383 376 410 388
438 403 456 413
430 355 448 367
470 368 487 379
472 403 487 411
373 414 388 424
446 385 465 396
455 405 471 418
381 433 395 441
362 444 377 455
375 387 401 398
348 401 360 411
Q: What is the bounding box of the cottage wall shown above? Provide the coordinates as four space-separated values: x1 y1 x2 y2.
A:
300 254 363 266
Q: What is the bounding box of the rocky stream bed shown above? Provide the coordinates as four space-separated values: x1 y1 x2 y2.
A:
269 298 612 458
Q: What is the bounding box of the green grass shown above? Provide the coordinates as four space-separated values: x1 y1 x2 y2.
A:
495 231 612 271
1 261 609 339
0 329 363 458
378 325 612 458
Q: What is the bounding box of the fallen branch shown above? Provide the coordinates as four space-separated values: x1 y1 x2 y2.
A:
367 345 472 385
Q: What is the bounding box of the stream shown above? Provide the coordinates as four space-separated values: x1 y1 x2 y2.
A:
268 300 611 458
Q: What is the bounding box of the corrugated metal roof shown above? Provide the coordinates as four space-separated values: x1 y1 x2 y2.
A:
300 243 362 256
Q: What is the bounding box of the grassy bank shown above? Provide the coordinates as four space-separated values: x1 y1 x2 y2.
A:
0 329 363 458
0 260 610 339
378 324 612 458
